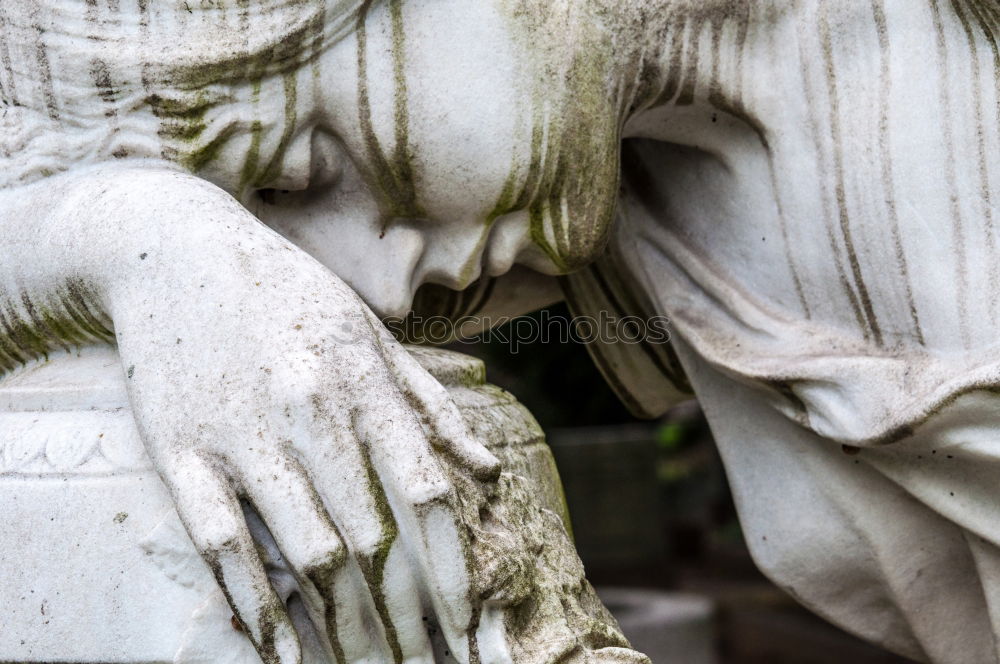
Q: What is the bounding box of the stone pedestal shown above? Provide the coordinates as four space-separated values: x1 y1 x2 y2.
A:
0 346 569 663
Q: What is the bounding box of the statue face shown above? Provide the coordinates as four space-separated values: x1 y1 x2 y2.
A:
0 0 628 317
256 0 625 317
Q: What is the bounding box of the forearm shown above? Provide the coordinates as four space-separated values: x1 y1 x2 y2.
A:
0 168 120 370
0 164 271 371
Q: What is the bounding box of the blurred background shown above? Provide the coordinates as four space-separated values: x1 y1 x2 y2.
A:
452 304 914 664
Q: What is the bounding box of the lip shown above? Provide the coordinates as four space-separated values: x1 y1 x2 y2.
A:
483 210 531 278
484 235 519 278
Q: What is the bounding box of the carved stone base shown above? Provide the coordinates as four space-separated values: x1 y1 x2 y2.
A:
0 345 577 663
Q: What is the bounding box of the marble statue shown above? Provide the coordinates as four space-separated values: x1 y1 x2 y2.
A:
2 0 999 662
1 342 631 664
1 1 651 662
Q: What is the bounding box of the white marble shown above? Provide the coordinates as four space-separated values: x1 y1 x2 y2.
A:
0 345 638 663
3 0 999 662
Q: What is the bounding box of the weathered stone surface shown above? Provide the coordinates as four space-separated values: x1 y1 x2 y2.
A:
0 346 642 663
5 0 1000 662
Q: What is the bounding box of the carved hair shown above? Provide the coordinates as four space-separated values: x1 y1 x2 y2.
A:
0 1 367 188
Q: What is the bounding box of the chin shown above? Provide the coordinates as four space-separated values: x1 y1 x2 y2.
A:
516 252 571 277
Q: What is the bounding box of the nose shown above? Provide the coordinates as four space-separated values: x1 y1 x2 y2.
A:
342 224 426 319
362 281 419 320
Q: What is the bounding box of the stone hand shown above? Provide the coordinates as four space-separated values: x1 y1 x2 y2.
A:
6 167 501 664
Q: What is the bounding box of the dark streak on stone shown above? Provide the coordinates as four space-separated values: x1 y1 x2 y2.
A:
956 0 1000 328
930 0 972 348
707 15 725 109
64 280 115 342
797 8 871 340
0 9 20 107
871 0 925 344
203 544 285 664
731 3 751 103
19 293 70 354
354 439 404 664
137 0 149 31
90 58 119 112
818 6 883 346
651 21 684 108
257 73 298 185
355 0 423 223
389 0 416 211
765 156 811 319
675 20 700 106
0 306 27 370
237 0 251 36
652 4 807 318
84 0 99 24
29 11 60 121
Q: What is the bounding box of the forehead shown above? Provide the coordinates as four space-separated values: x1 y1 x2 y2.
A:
324 0 536 222
318 0 623 271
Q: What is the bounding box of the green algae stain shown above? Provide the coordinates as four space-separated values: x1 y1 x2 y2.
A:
355 0 425 225
485 166 522 225
148 91 212 143
356 441 404 663
240 78 264 189
183 124 238 173
0 280 115 378
495 0 624 273
257 72 299 186
146 89 234 173
389 0 417 211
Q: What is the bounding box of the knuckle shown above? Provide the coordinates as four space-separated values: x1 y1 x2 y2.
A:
190 515 244 554
268 359 334 417
403 477 453 510
271 348 388 410
300 543 349 588
353 520 399 563
478 454 503 481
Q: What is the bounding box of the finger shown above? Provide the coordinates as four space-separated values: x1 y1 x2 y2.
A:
353 392 476 664
298 404 414 663
237 447 351 662
378 540 436 664
239 447 422 664
163 451 301 664
593 648 653 663
365 310 501 481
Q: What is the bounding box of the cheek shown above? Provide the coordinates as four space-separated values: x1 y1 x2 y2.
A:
406 109 530 225
253 157 429 318
516 245 571 276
